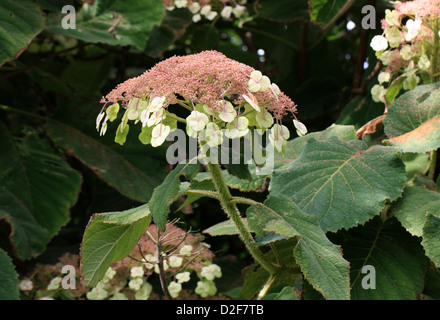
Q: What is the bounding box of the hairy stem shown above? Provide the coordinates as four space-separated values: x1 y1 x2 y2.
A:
205 162 278 275
257 272 278 300
431 17 440 83
429 150 438 180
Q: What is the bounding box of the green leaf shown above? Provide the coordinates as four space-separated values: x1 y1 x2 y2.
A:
329 217 428 300
247 195 350 300
274 124 357 171
392 186 440 237
0 249 19 300
0 124 81 259
309 0 347 26
262 286 300 300
401 152 430 179
45 0 165 50
0 187 48 259
385 76 405 105
46 119 165 203
383 82 440 153
0 0 45 66
145 9 193 57
255 0 309 22
336 94 385 130
203 218 250 237
149 163 200 230
422 213 440 268
270 137 406 232
81 204 151 286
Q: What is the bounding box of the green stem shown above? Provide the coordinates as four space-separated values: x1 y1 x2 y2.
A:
205 162 277 275
429 150 438 180
431 18 440 83
183 189 220 200
165 112 187 124
257 272 278 300
0 104 49 121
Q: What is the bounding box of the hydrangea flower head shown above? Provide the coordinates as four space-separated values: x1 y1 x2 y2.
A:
98 50 300 154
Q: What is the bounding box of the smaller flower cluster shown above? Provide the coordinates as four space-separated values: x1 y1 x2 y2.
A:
165 0 249 25
369 3 440 106
98 51 305 157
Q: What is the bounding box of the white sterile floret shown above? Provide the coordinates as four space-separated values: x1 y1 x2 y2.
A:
140 109 151 127
130 266 144 278
385 27 401 48
168 281 182 298
242 93 260 112
378 71 391 84
218 101 236 122
255 108 274 129
370 35 388 51
200 5 212 16
96 112 105 130
202 122 224 147
168 255 183 268
149 96 166 112
293 119 307 137
110 292 129 300
128 278 144 291
105 267 116 280
206 11 218 20
47 276 62 290
87 286 109 300
195 280 217 298
225 116 249 139
151 124 171 147
247 70 270 92
176 271 191 284
371 84 387 103
270 83 281 99
174 0 187 9
269 124 289 153
147 108 165 127
187 110 209 131
385 9 400 27
221 6 233 19
405 19 422 41
188 2 200 14
18 279 34 291
232 5 246 18
99 114 109 136
419 54 431 70
135 282 153 300
400 44 413 60
192 13 202 23
179 245 193 256
200 264 222 281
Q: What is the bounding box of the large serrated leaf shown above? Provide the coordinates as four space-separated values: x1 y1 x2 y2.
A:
422 213 440 268
45 0 165 50
0 123 81 260
392 186 440 237
246 195 350 300
383 82 440 153
46 97 167 203
149 163 200 230
274 124 357 171
0 249 19 300
329 217 428 300
0 0 45 66
81 204 151 286
270 137 406 232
